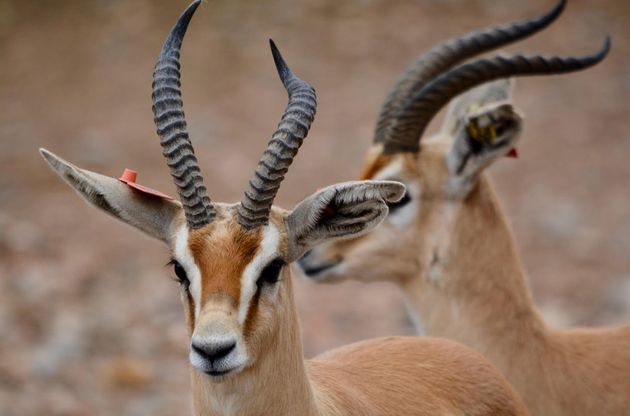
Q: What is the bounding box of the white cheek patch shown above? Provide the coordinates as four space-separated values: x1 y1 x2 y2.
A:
373 158 421 228
388 182 420 228
238 224 280 325
174 225 203 318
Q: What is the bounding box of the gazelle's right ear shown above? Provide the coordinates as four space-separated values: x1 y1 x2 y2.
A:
284 180 405 261
40 149 182 244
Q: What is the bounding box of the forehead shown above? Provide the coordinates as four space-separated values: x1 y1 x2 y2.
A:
361 140 450 181
182 205 287 299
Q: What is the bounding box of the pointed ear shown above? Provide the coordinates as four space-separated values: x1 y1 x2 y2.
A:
40 149 182 244
441 78 514 136
284 180 405 261
445 101 523 197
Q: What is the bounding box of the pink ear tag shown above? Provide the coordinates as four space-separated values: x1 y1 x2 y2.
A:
506 148 518 158
118 169 174 200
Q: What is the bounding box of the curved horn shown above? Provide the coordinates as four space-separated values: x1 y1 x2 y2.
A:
237 40 317 230
374 0 566 144
152 0 215 229
383 37 611 154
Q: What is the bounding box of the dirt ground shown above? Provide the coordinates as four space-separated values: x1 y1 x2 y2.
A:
1 0 629 414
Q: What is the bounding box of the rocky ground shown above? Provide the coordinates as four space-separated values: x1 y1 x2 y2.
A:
1 0 629 414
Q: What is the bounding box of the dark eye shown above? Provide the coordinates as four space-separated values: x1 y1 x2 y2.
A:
257 258 284 287
170 259 190 290
387 191 411 213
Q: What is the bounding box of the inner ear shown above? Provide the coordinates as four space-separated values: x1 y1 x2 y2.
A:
465 103 521 155
285 180 405 261
319 199 384 230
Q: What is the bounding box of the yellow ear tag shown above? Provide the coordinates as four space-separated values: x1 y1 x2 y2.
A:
465 103 498 146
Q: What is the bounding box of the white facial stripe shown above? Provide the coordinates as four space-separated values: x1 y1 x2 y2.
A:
373 158 420 228
388 182 419 228
238 224 280 325
174 225 203 318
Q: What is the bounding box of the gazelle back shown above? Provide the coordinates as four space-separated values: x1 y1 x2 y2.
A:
40 2 528 415
299 1 630 415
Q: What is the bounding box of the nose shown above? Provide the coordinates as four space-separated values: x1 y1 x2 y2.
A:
191 339 236 362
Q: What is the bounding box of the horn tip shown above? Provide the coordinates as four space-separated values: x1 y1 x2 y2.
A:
269 39 293 86
555 0 567 14
597 35 612 60
161 0 202 55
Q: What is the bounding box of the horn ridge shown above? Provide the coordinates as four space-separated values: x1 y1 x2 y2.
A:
237 40 317 230
374 0 566 145
152 0 215 229
383 37 611 154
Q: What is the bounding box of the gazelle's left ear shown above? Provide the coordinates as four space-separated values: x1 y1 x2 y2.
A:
40 148 182 244
284 181 405 261
443 80 523 197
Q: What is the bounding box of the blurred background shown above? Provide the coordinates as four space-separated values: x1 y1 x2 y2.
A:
1 0 629 414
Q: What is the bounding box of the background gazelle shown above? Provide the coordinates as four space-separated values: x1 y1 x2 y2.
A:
39 2 528 415
299 1 630 416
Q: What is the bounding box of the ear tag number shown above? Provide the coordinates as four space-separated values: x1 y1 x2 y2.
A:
118 169 174 200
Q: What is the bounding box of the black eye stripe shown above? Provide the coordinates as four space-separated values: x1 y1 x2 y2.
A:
257 258 285 287
169 259 190 290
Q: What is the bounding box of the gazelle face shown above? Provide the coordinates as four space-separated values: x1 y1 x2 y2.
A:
171 205 292 380
299 140 456 286
298 83 527 287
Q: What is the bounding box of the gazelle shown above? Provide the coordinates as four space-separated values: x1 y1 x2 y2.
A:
298 1 630 416
40 2 528 415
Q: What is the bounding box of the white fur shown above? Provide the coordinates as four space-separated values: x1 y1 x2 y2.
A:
174 225 203 318
373 159 420 228
238 224 280 325
388 182 420 228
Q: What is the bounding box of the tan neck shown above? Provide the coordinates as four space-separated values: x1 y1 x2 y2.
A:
403 177 549 370
191 277 319 416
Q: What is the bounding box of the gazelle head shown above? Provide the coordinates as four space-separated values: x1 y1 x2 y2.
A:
298 1 610 286
40 1 404 381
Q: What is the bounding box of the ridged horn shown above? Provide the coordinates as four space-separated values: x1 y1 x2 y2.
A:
373 0 566 144
382 37 610 154
237 40 317 230
152 0 215 229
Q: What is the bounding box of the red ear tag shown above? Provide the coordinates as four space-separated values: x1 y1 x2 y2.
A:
506 148 518 158
118 169 174 200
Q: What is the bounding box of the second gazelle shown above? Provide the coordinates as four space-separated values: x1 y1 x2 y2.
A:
299 1 630 416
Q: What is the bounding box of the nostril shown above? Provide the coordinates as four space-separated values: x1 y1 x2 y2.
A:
192 340 236 362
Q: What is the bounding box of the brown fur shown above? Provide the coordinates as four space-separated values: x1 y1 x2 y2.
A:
189 220 261 309
40 149 528 416
312 140 630 416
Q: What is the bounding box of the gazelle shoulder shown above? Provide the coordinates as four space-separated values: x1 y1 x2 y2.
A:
307 336 527 416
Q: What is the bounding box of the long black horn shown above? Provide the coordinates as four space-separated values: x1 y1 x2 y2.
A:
237 40 317 230
152 0 215 229
383 37 611 154
374 0 566 145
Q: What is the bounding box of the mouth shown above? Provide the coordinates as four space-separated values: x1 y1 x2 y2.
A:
204 368 233 377
189 351 244 380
